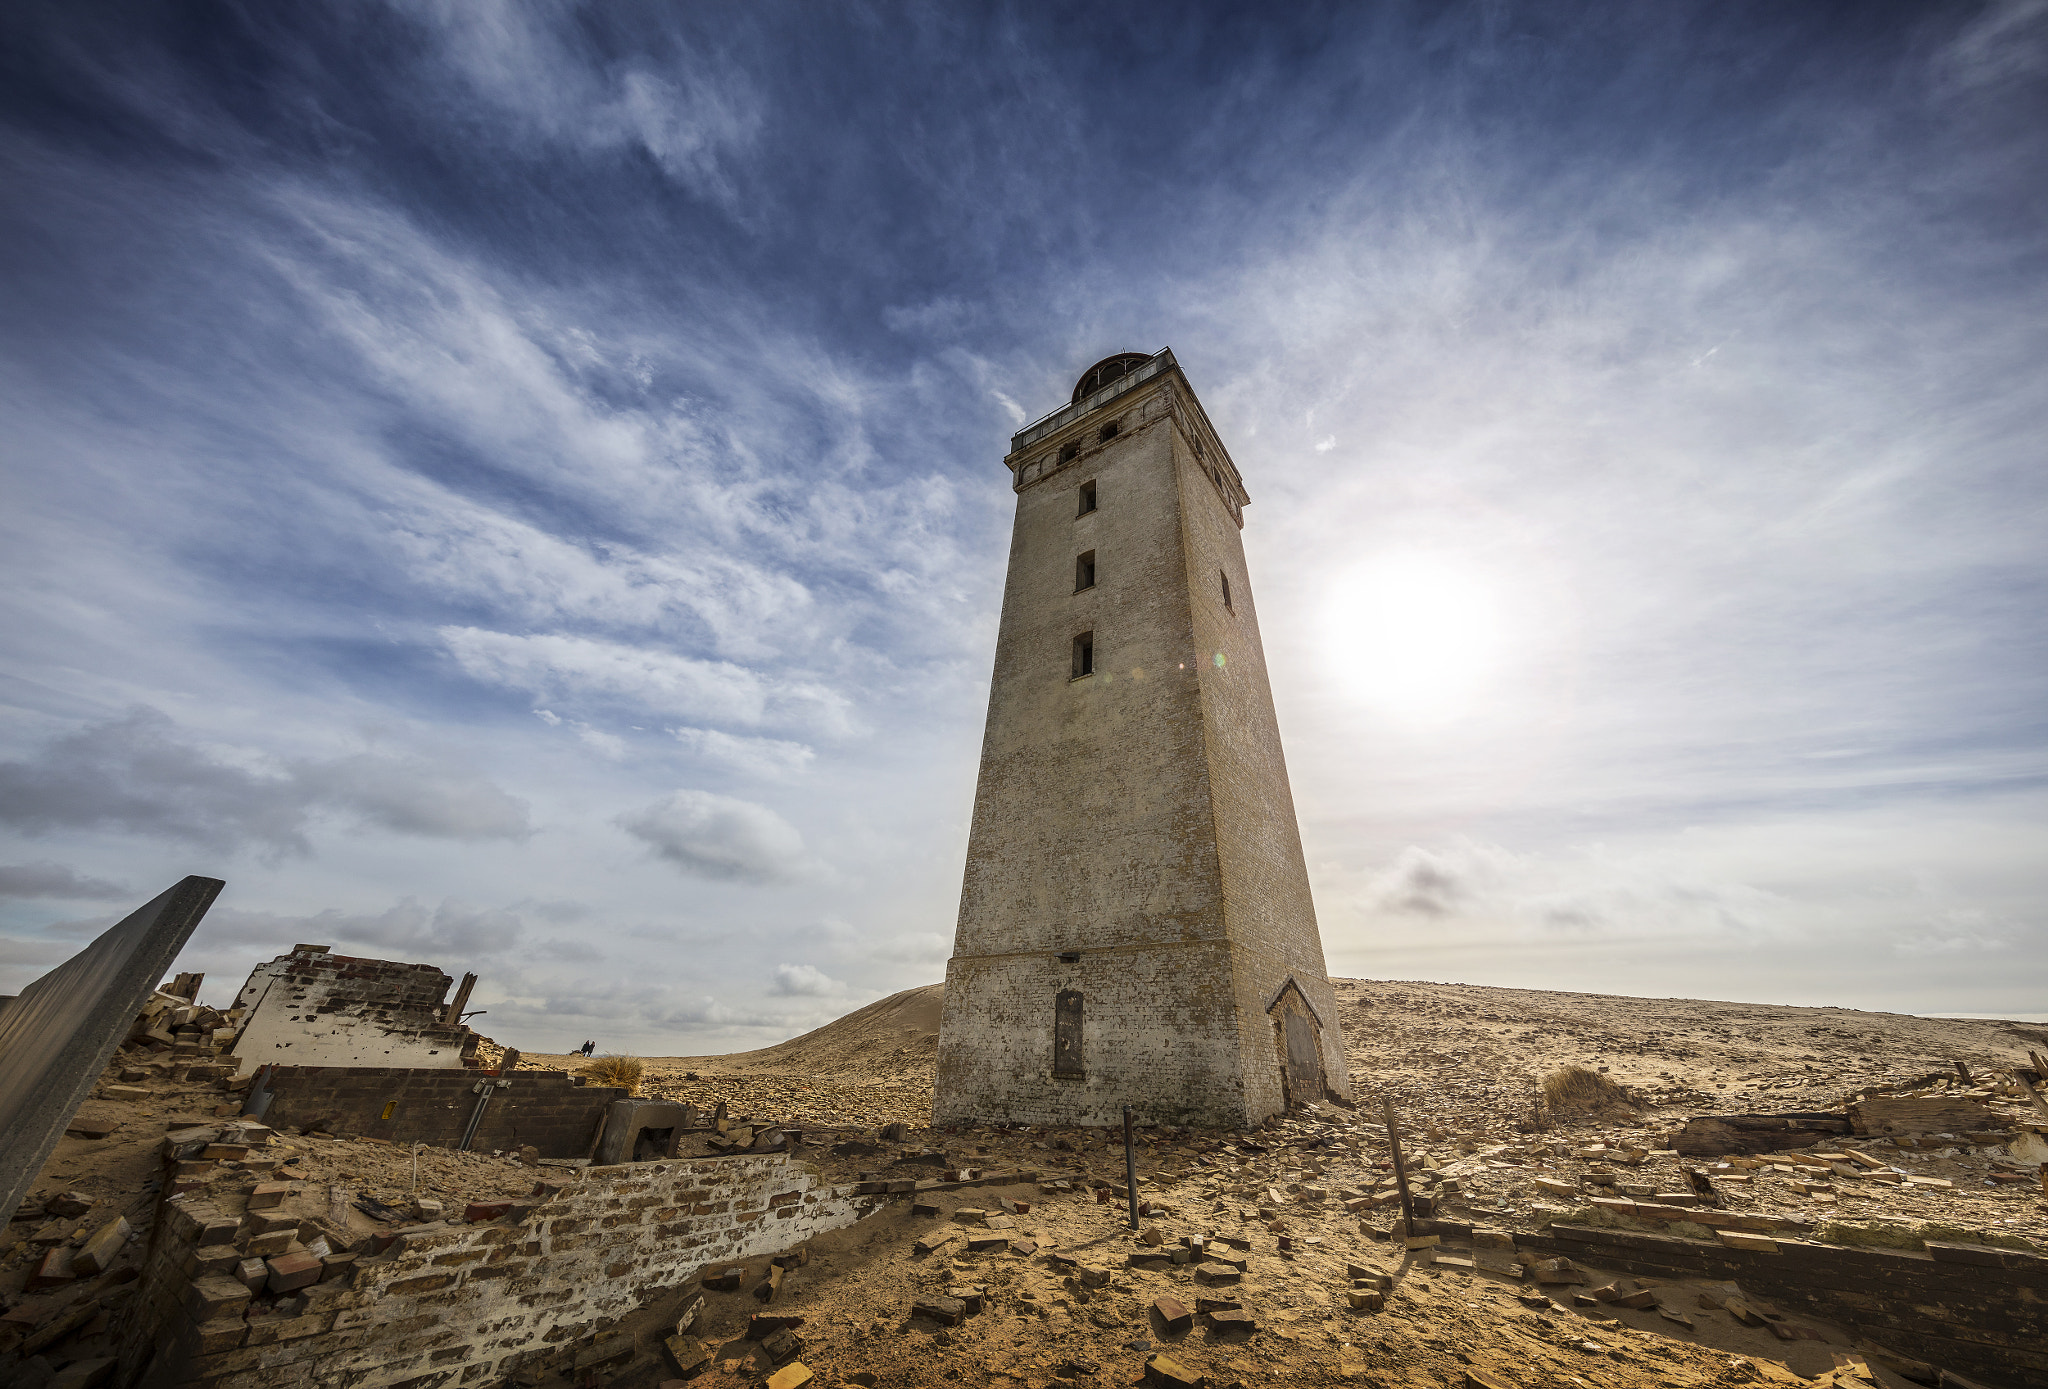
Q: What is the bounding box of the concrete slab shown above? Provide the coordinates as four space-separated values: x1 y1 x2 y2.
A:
0 876 224 1224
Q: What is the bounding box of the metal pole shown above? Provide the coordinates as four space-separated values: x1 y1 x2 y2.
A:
458 1080 497 1153
1382 1095 1416 1235
1122 1106 1140 1230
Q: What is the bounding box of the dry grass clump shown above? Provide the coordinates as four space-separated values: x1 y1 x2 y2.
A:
582 1054 644 1092
1542 1065 1633 1115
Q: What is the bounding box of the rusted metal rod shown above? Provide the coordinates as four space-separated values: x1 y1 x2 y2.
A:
1123 1106 1140 1230
1383 1095 1416 1234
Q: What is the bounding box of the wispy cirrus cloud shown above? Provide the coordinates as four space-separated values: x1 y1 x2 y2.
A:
2 1 2043 1041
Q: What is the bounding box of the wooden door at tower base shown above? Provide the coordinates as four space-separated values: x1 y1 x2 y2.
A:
1282 1010 1323 1104
1268 980 1326 1106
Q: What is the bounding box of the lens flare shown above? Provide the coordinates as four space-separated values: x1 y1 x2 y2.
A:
1324 552 1506 722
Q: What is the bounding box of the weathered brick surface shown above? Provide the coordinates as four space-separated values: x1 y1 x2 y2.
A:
126 1156 879 1389
253 1065 626 1158
936 352 1352 1129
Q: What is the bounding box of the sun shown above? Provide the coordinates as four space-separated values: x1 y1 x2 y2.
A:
1323 552 1506 722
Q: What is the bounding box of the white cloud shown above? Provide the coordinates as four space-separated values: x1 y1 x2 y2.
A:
440 627 852 736
770 962 845 997
669 727 814 780
0 861 131 900
0 708 530 856
1353 838 1786 939
615 789 810 883
410 1 763 210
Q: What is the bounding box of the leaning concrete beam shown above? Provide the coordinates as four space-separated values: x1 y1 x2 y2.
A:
0 876 225 1224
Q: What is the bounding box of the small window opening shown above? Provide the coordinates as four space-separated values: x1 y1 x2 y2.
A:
633 1126 674 1162
1072 631 1094 679
1060 443 1080 463
1221 571 1232 609
1077 480 1096 515
1075 550 1096 592
1098 420 1120 443
1057 951 1081 964
1053 989 1085 1077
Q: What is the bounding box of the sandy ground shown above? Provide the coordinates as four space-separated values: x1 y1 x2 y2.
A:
8 977 2047 1388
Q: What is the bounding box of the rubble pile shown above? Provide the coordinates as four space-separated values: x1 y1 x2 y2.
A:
6 974 2045 1388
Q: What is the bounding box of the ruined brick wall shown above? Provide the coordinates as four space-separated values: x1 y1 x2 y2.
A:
254 1066 625 1158
1517 1223 2048 1387
128 1155 879 1389
229 947 477 1077
935 351 1349 1130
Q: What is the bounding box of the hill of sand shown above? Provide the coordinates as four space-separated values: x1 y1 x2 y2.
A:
523 976 2048 1134
682 983 945 1077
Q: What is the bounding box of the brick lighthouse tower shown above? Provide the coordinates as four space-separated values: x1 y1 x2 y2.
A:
934 350 1351 1129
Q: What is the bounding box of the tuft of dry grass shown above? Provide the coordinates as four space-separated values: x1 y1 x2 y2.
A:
1542 1065 1633 1115
581 1055 644 1093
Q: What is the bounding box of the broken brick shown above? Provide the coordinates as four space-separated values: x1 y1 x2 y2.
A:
265 1252 323 1294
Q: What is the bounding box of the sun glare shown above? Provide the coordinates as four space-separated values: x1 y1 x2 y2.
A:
1324 553 1506 722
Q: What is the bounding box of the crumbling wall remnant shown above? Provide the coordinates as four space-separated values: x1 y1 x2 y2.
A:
229 947 478 1077
131 1154 879 1389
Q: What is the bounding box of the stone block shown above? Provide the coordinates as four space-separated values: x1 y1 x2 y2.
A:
266 1251 324 1294
913 1229 960 1256
191 1317 249 1354
1346 1290 1384 1311
47 1356 117 1389
913 1296 966 1327
465 1200 514 1223
765 1364 813 1389
761 1328 803 1364
246 1182 289 1209
246 1230 296 1257
1144 1353 1205 1387
71 1217 129 1275
28 1246 77 1291
188 1274 253 1321
1152 1296 1192 1333
1192 1262 1241 1284
665 1334 712 1378
234 1257 270 1290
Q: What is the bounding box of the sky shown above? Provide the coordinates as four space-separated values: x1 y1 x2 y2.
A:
2 1 2044 1053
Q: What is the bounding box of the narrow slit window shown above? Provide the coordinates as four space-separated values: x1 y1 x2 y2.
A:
1053 989 1085 1077
1072 631 1094 679
1077 480 1096 515
1075 550 1096 592
1220 570 1232 609
1098 420 1120 443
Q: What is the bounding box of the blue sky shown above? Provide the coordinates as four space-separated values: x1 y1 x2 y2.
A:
2 2 2043 1051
